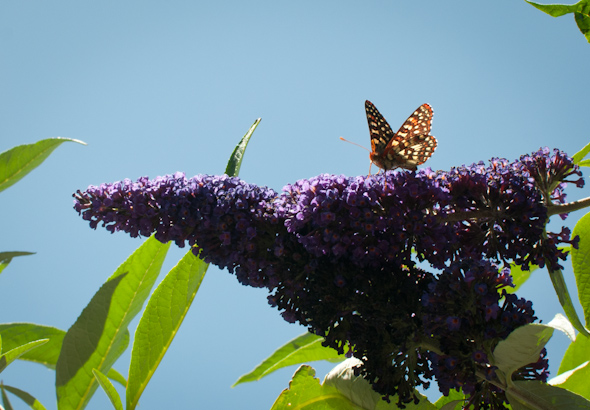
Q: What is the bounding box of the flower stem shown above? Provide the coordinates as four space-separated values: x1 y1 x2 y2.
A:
548 196 590 216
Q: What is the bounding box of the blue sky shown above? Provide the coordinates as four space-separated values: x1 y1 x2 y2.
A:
1 1 589 409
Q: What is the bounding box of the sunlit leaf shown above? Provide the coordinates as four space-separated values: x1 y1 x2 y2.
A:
507 380 590 409
126 251 208 410
270 365 360 410
1 384 47 410
234 332 343 386
0 339 49 374
572 141 590 164
93 369 123 410
0 323 126 386
324 358 435 410
557 330 590 375
55 236 170 410
571 212 590 330
551 361 590 399
0 138 85 193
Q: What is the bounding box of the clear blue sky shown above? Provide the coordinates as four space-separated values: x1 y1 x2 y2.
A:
1 1 588 409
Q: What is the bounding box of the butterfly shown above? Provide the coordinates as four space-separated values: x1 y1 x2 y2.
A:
365 100 437 173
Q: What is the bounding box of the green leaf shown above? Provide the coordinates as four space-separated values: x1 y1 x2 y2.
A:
324 359 380 409
93 369 124 410
493 323 554 378
105 368 127 388
571 212 590 330
439 402 463 410
1 385 14 410
233 332 344 386
435 390 465 410
558 333 590 375
0 323 126 386
324 359 436 410
270 364 430 410
572 141 590 164
225 118 261 177
0 323 64 369
1 384 47 410
0 339 49 373
126 250 208 410
270 365 361 410
578 159 590 167
56 236 170 410
525 0 579 17
575 6 590 43
0 138 86 193
547 314 576 341
525 0 590 43
507 380 590 409
551 361 590 399
0 251 35 275
508 262 537 293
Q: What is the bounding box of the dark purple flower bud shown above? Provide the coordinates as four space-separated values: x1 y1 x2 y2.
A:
446 316 461 331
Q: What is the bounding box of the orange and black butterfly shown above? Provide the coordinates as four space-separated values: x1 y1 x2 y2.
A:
365 100 437 172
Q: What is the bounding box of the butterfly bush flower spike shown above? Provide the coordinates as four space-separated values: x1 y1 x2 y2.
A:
73 147 583 409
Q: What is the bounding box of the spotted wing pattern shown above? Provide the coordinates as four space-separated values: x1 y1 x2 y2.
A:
365 100 437 171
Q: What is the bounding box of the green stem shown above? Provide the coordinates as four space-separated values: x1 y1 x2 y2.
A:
546 264 590 337
548 196 590 216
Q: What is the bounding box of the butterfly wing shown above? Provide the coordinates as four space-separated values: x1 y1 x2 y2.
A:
365 101 437 171
366 100 396 160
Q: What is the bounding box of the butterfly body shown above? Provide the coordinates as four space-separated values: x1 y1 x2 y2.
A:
366 100 437 172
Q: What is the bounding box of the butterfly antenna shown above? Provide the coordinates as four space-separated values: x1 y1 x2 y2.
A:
339 137 370 152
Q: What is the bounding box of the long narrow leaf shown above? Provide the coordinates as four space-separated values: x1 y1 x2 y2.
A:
571 211 590 329
225 118 261 177
56 236 170 410
1 384 47 410
575 6 590 42
93 369 123 410
0 324 64 369
0 252 35 275
0 324 126 386
525 0 590 42
525 0 579 17
1 385 14 410
0 339 49 373
233 332 343 386
0 138 85 193
572 141 590 164
126 250 208 410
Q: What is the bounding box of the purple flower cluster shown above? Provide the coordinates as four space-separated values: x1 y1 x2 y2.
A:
437 149 582 270
73 148 582 408
422 259 548 409
278 173 455 269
